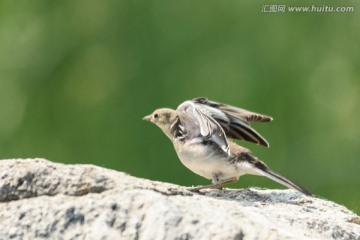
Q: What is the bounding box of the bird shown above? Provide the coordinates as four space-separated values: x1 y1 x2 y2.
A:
143 97 312 196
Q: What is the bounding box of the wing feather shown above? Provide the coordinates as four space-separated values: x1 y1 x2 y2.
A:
192 97 272 147
176 101 230 155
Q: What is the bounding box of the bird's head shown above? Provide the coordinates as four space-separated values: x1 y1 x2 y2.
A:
143 108 177 139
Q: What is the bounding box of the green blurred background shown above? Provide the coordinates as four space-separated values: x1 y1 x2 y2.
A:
1 1 359 213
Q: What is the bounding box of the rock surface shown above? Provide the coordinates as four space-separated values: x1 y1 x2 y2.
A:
0 158 359 240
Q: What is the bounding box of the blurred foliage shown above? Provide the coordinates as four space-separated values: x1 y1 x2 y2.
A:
0 0 359 213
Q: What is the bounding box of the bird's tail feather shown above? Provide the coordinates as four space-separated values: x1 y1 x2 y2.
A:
255 168 313 196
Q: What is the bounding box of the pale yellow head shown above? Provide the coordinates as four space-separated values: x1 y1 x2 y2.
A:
143 108 177 139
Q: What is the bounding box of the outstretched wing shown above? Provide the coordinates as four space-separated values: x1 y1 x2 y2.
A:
192 97 272 147
176 101 230 156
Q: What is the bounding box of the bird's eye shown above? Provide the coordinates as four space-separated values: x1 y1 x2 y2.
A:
154 113 159 119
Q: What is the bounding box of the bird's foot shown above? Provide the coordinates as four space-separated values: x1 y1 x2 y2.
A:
188 177 238 193
188 185 207 192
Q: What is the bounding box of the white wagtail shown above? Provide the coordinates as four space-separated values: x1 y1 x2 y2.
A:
143 97 312 196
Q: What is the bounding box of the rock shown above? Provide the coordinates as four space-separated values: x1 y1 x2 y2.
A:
0 158 359 240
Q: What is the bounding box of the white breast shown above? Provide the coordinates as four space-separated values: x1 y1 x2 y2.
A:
174 141 239 181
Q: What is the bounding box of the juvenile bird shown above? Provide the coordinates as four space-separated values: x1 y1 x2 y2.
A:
143 97 312 196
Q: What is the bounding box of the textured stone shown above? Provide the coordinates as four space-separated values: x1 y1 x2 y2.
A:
0 158 359 240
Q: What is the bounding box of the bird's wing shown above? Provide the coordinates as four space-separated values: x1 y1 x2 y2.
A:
192 97 272 147
176 101 230 155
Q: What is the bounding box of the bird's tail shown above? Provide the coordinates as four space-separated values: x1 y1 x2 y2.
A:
238 154 313 196
259 168 313 196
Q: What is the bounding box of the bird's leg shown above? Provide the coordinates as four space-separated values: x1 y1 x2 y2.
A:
188 177 238 192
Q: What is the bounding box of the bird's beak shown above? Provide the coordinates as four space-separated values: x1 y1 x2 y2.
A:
142 115 152 121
